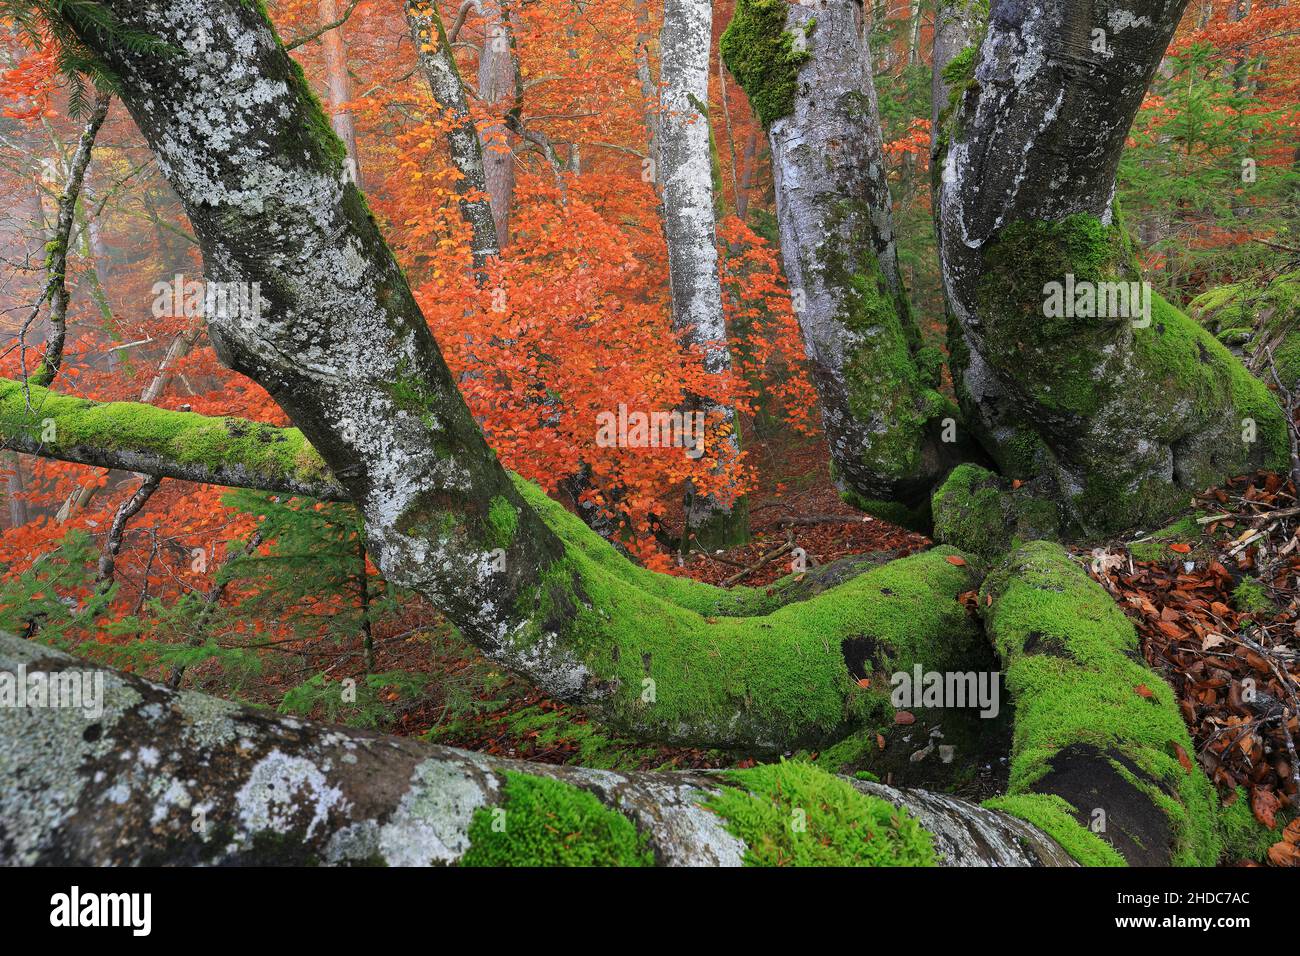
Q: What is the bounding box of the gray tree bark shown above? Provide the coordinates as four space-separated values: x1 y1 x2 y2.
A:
405 0 500 274
724 0 965 528
477 0 519 247
0 630 1071 867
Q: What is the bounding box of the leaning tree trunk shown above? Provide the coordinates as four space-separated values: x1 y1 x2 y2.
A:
721 0 966 530
659 0 749 550
934 0 1288 537
30 0 978 753
0 630 1072 867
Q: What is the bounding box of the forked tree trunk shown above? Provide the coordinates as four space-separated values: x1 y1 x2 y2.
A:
722 0 966 529
660 0 748 550
41 0 967 751
933 0 1288 536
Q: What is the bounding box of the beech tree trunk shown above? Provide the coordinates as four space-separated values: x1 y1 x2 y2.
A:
477 0 519 247
317 0 362 190
659 0 748 549
0 630 1072 867
933 0 1288 536
723 0 965 529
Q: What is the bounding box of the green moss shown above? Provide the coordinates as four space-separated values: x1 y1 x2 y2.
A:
931 464 1010 558
1128 515 1204 563
510 476 981 748
1217 787 1289 862
720 0 811 127
970 214 1288 536
486 495 519 549
984 794 1126 866
461 771 653 866
931 464 1059 559
1231 577 1274 616
0 378 333 488
704 759 936 866
1193 271 1300 389
981 542 1222 865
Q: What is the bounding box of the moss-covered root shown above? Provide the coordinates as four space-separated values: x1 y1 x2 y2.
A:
4 632 1077 866
980 541 1223 866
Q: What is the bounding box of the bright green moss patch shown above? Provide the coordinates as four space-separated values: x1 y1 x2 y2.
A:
983 794 1125 866
981 542 1222 865
704 760 936 866
0 378 333 487
1217 787 1289 862
1231 577 1274 616
486 495 519 549
511 475 981 749
1128 515 1204 563
461 771 653 867
720 0 812 127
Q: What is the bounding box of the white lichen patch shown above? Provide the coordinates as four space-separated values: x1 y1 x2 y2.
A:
235 750 347 840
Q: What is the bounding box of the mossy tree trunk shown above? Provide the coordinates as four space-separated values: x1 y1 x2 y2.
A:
0 630 1072 867
722 0 968 530
660 0 749 550
934 0 1288 536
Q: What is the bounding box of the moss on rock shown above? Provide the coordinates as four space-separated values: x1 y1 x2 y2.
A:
931 464 1059 559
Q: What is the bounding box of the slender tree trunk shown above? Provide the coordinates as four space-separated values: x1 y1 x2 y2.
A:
478 0 519 247
634 0 661 193
317 0 362 189
405 1 500 275
933 0 1288 537
660 0 749 549
4 453 29 529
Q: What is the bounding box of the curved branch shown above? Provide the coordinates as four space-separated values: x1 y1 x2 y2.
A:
0 378 347 501
284 0 362 51
28 90 111 389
